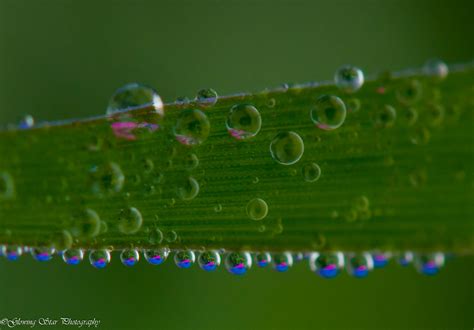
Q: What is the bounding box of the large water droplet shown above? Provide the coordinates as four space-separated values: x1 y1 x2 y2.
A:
120 249 140 267
89 249 111 269
72 208 101 238
302 162 321 182
177 177 200 200
174 250 196 269
198 250 221 272
62 249 84 265
346 253 373 278
226 104 262 140
272 252 293 272
415 253 445 275
196 88 218 106
144 248 170 265
255 252 272 267
311 95 346 130
335 65 364 93
309 252 344 279
106 83 163 116
225 252 252 275
174 109 210 146
270 131 304 165
423 59 448 80
246 198 268 221
31 247 55 262
118 207 143 234
90 162 125 195
1 245 22 261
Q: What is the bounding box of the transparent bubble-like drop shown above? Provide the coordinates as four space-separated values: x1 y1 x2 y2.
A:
415 253 445 276
106 83 163 116
19 115 35 129
225 252 252 275
272 252 293 272
246 198 268 221
185 153 199 170
89 249 111 269
177 177 200 200
226 104 262 140
270 131 304 165
72 208 101 239
398 251 414 267
120 249 140 267
198 251 221 272
90 162 125 195
144 248 170 265
376 105 397 128
31 247 55 262
174 109 210 146
0 171 15 200
118 207 143 234
62 249 84 265
423 59 449 80
372 252 391 268
174 250 196 269
148 227 164 245
335 65 364 93
196 88 218 106
396 80 422 105
346 253 373 278
347 98 361 113
302 162 321 182
255 252 272 267
309 252 344 279
2 245 22 261
311 95 346 130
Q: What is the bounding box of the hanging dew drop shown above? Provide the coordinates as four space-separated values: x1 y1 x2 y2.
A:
309 252 344 279
196 88 218 106
174 250 196 269
225 251 252 275
106 83 164 116
346 253 374 278
334 65 364 93
272 252 293 272
120 249 140 267
311 95 346 130
414 253 445 276
1 245 23 261
255 252 272 267
270 131 304 165
18 115 35 129
144 247 170 265
226 104 262 140
31 247 55 262
89 249 111 269
398 251 414 267
423 59 449 80
246 198 268 221
198 250 221 272
371 252 391 268
174 109 210 146
62 249 84 265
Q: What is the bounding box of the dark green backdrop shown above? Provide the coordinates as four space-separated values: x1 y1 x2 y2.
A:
0 1 473 329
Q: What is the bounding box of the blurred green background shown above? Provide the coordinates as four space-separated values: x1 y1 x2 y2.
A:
0 0 473 329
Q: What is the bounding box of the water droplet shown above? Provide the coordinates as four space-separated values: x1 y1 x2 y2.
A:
31 247 55 262
177 177 200 200
174 250 196 269
423 59 449 80
272 252 293 272
144 248 170 265
335 65 364 93
143 158 154 173
270 131 304 165
375 105 397 128
246 198 268 221
372 252 391 268
415 253 445 275
90 162 124 194
266 98 276 108
1 245 22 261
226 104 262 140
118 207 143 234
398 251 414 266
255 252 272 267
214 204 223 212
62 249 84 265
198 250 221 272
311 95 346 130
196 88 218 106
174 109 210 146
225 252 252 275
353 195 370 211
53 230 73 250
403 108 419 126
106 83 163 116
89 249 111 269
396 80 422 105
148 227 163 245
19 115 35 129
302 162 321 182
0 171 15 200
164 230 178 243
120 249 140 267
346 253 373 278
309 252 344 279
346 98 361 113
426 104 445 126
410 127 431 145
185 153 199 170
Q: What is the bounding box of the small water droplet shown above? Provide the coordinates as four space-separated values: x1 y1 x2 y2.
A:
226 104 262 140
198 250 221 272
89 249 111 269
398 251 414 266
148 227 163 245
53 230 73 250
196 88 218 106
335 65 364 93
0 171 15 200
266 98 276 108
106 83 163 116
225 252 252 275
353 195 370 211
144 248 170 265
19 115 35 129
174 250 196 269
272 252 293 272
255 252 272 267
403 108 419 126
372 252 391 268
270 131 304 165
346 98 361 113
346 253 373 278
177 177 200 200
423 59 449 80
375 105 397 128
410 127 431 145
311 95 347 130
415 253 445 275
309 252 344 279
62 249 84 265
120 249 140 267
31 247 55 262
174 109 210 146
302 162 321 182
426 104 445 126
214 204 223 212
90 162 125 195
118 207 143 234
185 153 199 170
165 230 178 243
246 198 268 221
396 80 422 105
1 245 23 261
